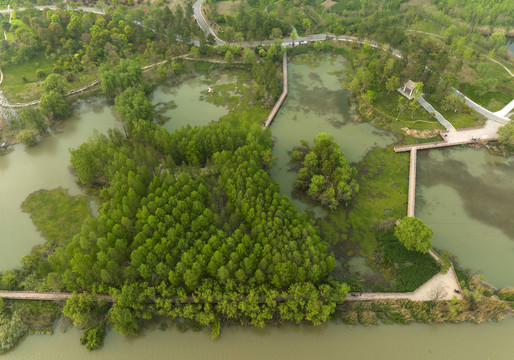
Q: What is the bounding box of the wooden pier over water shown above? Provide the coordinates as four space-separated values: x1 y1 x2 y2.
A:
394 120 503 217
407 148 417 217
263 53 288 128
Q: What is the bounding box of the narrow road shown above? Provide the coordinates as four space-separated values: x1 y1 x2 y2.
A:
0 291 112 302
193 0 225 45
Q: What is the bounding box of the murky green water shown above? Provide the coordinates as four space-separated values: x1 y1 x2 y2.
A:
268 56 397 213
151 75 228 133
416 148 514 288
1 60 514 359
0 76 227 271
3 318 514 360
0 100 117 271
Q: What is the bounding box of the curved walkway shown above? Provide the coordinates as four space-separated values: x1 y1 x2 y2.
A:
193 0 225 45
494 99 514 118
453 89 510 124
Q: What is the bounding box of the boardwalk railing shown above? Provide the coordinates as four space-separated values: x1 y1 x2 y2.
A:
263 53 288 128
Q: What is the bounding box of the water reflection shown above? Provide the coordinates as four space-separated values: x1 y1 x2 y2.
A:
416 148 514 287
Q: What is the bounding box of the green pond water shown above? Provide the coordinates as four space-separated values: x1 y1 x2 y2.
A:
3 317 514 360
416 148 514 288
1 58 514 358
268 55 397 214
0 100 118 271
151 75 229 133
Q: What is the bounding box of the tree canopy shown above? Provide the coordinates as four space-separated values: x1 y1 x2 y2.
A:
498 122 514 150
289 133 358 210
59 117 348 340
394 217 433 254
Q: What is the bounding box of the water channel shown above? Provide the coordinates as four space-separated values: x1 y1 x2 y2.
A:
1 56 513 358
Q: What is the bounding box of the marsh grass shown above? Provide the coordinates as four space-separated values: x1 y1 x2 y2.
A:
21 188 91 246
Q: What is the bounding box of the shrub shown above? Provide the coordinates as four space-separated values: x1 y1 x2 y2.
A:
16 129 38 146
80 326 105 350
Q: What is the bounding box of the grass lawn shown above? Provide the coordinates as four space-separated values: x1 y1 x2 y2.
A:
22 187 91 246
407 19 444 35
0 53 54 102
347 146 409 256
365 92 445 139
457 59 514 111
424 94 486 129
0 52 99 103
319 146 409 257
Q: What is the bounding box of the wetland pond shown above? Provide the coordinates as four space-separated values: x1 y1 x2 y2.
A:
1 56 513 358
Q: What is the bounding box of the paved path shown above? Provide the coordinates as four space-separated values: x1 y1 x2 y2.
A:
348 266 463 301
417 96 455 130
193 0 225 45
494 99 514 118
394 119 502 153
0 291 112 302
454 89 511 124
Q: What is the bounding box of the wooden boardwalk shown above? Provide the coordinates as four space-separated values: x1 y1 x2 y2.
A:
0 291 113 302
407 148 417 217
263 53 288 128
394 138 481 153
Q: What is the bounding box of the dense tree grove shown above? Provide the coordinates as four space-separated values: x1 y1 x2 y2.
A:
45 107 348 341
289 133 358 210
99 59 143 98
39 73 70 118
432 0 514 27
0 4 197 71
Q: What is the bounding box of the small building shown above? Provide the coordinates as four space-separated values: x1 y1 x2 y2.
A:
398 80 417 100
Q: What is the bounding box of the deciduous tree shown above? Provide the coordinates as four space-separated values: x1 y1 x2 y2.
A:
394 217 433 253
